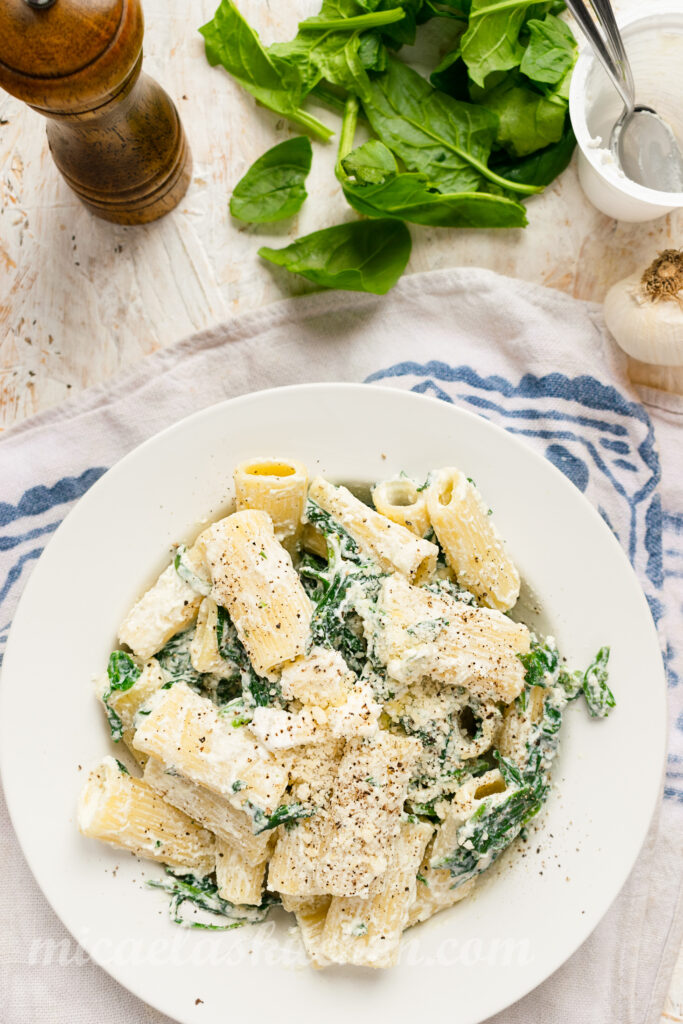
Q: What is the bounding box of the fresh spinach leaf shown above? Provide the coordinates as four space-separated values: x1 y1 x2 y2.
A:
430 47 470 98
520 13 576 85
363 58 541 194
230 137 312 223
259 218 411 294
460 0 547 87
200 0 333 140
342 139 398 183
491 123 575 185
479 75 566 156
346 174 527 225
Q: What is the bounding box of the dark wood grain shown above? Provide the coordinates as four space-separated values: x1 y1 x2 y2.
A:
0 0 191 223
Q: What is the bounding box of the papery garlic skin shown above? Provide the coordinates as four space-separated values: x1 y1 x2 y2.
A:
604 271 683 366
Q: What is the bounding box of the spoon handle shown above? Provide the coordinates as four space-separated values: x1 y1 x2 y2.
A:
590 0 635 104
564 0 634 112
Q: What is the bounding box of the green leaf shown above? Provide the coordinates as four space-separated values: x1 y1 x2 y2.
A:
460 0 542 87
230 137 312 223
343 174 527 226
248 802 317 834
259 219 411 294
582 646 615 718
479 75 566 156
342 139 398 183
363 58 541 195
199 0 333 141
520 13 576 85
102 652 141 742
491 123 575 185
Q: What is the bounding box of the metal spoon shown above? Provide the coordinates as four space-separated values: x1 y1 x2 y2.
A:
566 0 683 193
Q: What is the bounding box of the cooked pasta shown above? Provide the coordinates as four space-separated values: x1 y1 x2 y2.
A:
234 458 308 550
79 456 613 967
426 468 521 612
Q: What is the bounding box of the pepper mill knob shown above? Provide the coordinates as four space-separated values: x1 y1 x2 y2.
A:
0 0 192 224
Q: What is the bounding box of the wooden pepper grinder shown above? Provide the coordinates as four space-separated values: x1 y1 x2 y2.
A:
0 0 192 224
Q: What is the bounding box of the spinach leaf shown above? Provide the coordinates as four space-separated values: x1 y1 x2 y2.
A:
479 76 566 156
148 869 278 930
363 58 541 194
460 0 546 87
520 13 576 85
582 646 615 718
102 652 141 741
490 123 575 185
259 218 411 294
230 137 312 223
342 139 398 183
199 0 333 141
343 172 528 226
247 801 317 834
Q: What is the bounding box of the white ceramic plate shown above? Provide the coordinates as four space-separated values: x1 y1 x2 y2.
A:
0 384 666 1024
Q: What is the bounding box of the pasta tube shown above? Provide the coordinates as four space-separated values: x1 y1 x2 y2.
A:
203 510 312 678
78 756 215 875
132 682 291 817
308 477 438 583
234 458 308 550
360 573 530 703
280 895 332 969
321 821 433 967
426 468 520 612
118 542 206 661
215 839 267 906
372 477 430 538
143 756 274 866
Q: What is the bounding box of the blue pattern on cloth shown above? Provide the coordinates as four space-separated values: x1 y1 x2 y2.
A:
365 360 681 803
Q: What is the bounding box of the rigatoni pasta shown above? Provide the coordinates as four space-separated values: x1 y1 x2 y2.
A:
426 467 521 612
79 455 613 967
203 510 312 678
308 476 438 582
234 458 308 550
78 756 215 875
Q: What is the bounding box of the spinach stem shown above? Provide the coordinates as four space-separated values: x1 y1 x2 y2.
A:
285 106 335 142
336 95 359 180
300 9 406 31
469 0 540 17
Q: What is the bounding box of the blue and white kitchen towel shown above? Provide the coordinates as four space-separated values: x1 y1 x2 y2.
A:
0 267 681 1024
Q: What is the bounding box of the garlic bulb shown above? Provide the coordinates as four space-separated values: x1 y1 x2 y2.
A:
604 250 683 366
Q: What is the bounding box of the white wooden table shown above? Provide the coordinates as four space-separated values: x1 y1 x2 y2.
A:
0 0 681 1017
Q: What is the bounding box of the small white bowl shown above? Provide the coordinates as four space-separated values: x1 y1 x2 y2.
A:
569 9 683 222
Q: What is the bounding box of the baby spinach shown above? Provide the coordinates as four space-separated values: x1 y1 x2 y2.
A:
460 0 552 87
479 75 566 156
230 137 313 223
364 58 542 195
199 0 333 140
491 123 575 186
339 136 527 226
259 219 411 294
520 12 577 85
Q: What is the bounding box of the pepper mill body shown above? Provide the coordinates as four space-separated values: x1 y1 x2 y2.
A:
0 0 192 224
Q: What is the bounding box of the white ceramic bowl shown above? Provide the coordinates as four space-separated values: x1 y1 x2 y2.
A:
0 385 666 1024
569 9 683 222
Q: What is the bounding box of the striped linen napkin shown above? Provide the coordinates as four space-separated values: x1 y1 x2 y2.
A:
0 267 681 1024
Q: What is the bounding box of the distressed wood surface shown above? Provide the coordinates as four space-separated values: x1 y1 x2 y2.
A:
0 1 682 1013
